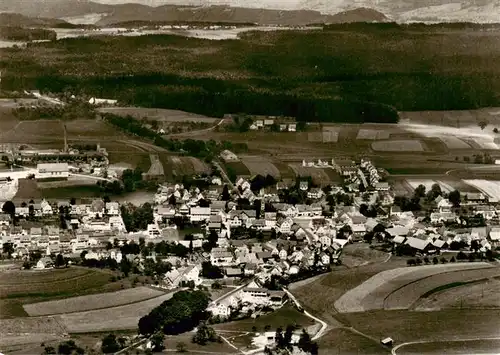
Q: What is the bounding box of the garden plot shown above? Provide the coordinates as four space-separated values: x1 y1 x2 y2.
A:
371 140 424 152
24 287 165 316
439 137 471 149
241 156 280 178
59 291 175 333
334 263 491 313
463 180 500 202
356 129 390 140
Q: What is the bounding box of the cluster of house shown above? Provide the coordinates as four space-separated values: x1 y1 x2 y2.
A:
0 199 129 262
333 158 387 192
207 280 286 319
224 114 297 132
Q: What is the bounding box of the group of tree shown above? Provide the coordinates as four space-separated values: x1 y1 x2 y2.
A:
265 326 318 355
120 202 154 232
192 322 221 345
407 256 454 266
42 340 84 355
13 100 95 121
138 290 211 336
101 333 127 354
102 113 248 161
201 261 224 279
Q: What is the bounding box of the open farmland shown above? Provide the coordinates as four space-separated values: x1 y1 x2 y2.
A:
59 291 176 333
463 179 500 202
0 267 128 318
223 160 251 177
439 136 471 149
288 164 331 186
356 129 390 140
414 278 500 311
23 287 165 316
2 120 64 143
344 309 500 346
241 155 280 178
383 266 500 311
0 316 68 348
372 140 424 152
187 156 211 174
272 161 296 181
0 105 21 133
334 263 493 313
64 119 125 139
399 109 500 127
161 155 210 177
98 107 219 123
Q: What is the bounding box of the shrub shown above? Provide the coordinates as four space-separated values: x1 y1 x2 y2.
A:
440 257 448 264
432 257 439 264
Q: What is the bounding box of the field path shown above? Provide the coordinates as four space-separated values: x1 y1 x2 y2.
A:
168 118 225 138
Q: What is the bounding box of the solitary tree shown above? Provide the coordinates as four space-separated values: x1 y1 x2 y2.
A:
101 334 120 354
448 190 461 208
2 200 15 219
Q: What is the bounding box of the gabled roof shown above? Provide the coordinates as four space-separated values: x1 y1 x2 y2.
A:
405 237 430 250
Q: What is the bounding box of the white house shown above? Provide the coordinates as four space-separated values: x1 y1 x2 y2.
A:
190 207 211 223
36 257 53 269
374 182 390 191
36 163 69 180
307 188 324 200
210 247 234 266
435 196 453 212
105 202 120 216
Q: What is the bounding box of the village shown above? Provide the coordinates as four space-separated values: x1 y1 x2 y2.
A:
1 153 499 336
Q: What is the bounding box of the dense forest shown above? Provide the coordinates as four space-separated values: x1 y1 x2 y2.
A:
2 23 500 122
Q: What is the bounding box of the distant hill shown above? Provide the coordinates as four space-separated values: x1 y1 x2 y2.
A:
0 0 388 26
0 12 69 27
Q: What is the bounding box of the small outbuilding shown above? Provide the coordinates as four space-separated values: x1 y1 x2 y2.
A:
381 337 393 346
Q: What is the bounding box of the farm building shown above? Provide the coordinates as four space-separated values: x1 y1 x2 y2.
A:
36 163 69 180
88 97 118 106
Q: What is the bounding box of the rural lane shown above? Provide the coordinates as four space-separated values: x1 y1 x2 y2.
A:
282 288 328 341
167 118 225 138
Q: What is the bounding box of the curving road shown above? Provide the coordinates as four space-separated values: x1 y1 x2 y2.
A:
282 288 328 341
